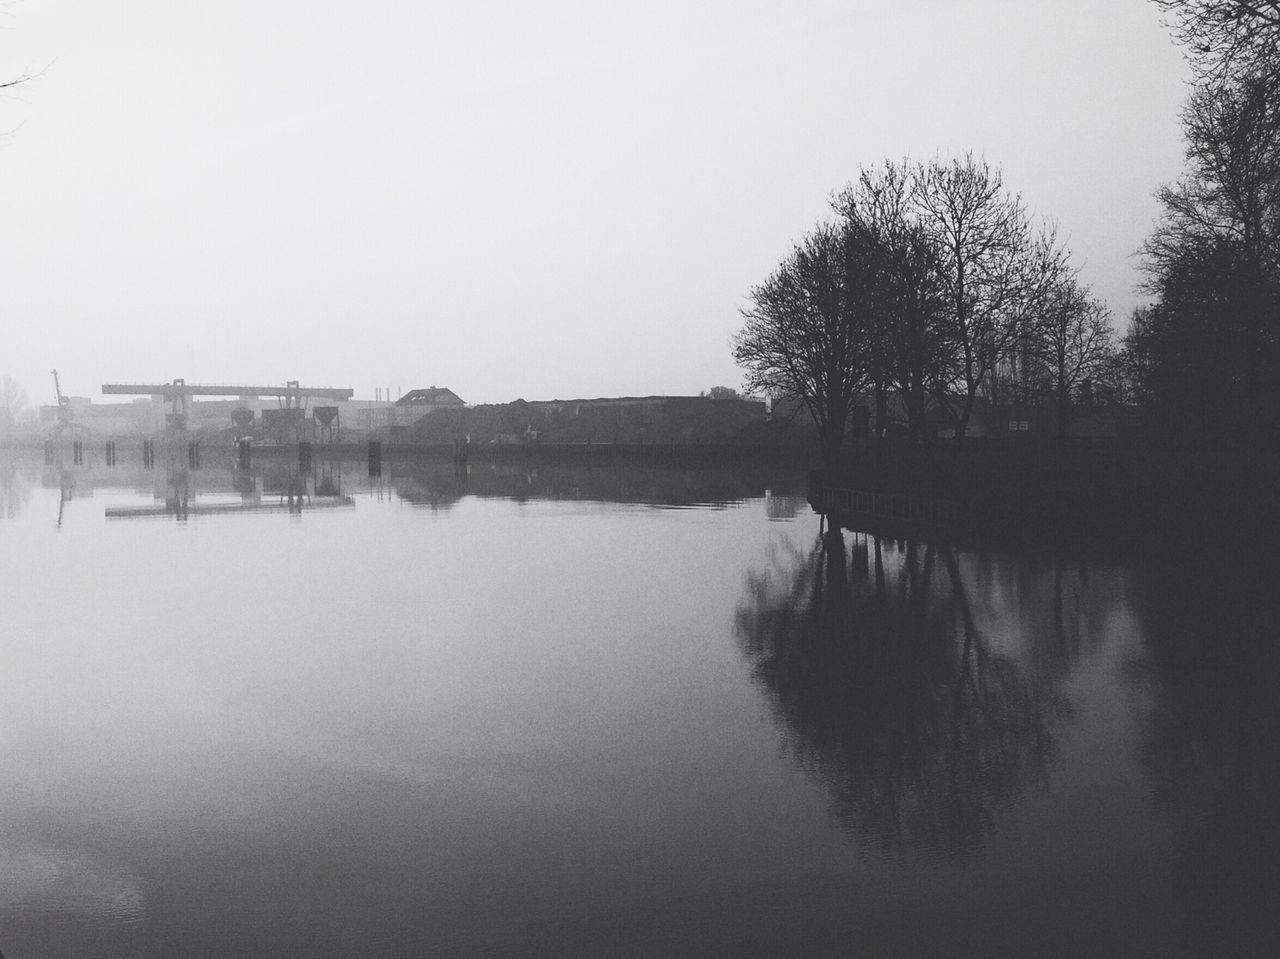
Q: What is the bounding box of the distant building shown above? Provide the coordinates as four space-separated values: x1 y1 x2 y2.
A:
355 386 466 431
38 397 156 435
396 387 465 409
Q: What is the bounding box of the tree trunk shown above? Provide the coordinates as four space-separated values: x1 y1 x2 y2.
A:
874 380 889 443
905 380 928 445
819 407 847 467
955 388 976 441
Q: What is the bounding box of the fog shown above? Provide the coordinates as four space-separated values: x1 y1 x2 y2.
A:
0 0 1187 406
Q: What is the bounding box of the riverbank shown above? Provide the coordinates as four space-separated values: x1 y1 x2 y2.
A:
811 438 1280 554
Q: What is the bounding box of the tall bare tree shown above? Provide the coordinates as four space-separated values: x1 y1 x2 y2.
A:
1030 278 1117 438
911 155 1063 437
1137 56 1280 432
734 223 879 465
834 161 951 444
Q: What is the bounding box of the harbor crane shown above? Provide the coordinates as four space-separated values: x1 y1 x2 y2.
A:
49 369 89 438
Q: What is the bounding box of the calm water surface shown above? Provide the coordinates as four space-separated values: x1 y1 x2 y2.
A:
0 450 1276 958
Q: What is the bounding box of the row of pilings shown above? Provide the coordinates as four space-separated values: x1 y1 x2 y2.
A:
47 438 387 477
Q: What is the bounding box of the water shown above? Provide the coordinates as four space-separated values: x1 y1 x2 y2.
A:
0 450 1276 958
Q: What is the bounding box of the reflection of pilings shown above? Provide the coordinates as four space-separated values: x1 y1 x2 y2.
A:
368 440 382 477
238 439 250 470
315 465 341 497
166 473 190 521
187 441 200 469
299 441 312 474
73 441 83 465
105 497 356 519
143 440 155 468
105 440 116 466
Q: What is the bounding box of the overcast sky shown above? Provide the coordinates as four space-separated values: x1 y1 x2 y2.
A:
1 0 1189 406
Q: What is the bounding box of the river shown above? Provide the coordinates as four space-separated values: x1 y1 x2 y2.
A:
0 449 1275 957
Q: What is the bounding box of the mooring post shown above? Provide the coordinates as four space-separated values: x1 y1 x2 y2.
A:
188 440 199 469
299 441 312 473
238 439 251 470
368 439 382 477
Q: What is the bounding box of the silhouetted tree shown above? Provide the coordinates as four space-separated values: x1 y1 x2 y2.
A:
1134 72 1280 439
734 222 881 465
1133 5 1280 442
1028 276 1117 438
1154 0 1280 84
834 161 952 444
746 157 1095 451
911 155 1065 437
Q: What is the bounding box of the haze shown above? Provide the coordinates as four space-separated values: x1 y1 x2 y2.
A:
0 0 1188 406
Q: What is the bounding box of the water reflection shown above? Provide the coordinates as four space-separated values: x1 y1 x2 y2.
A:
100 462 355 521
0 448 808 522
1131 552 1280 957
1 462 33 520
389 456 806 509
735 529 1072 857
1 441 1276 955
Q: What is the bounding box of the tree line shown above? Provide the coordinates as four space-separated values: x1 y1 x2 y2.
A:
734 155 1117 465
737 1 1280 467
1126 1 1280 445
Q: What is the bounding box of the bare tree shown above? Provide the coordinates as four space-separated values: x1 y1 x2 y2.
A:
734 222 878 465
912 155 1063 437
834 161 951 444
1138 69 1280 428
1150 75 1280 271
1154 0 1280 83
1030 277 1117 438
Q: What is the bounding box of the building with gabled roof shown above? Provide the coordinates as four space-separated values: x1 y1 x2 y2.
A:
396 387 465 408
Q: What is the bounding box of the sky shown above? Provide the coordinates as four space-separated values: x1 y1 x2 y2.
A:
0 0 1190 407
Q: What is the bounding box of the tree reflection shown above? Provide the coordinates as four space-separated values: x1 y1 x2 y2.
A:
736 529 1068 856
0 458 32 519
1132 552 1280 956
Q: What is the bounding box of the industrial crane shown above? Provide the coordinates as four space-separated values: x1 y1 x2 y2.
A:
49 369 88 438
